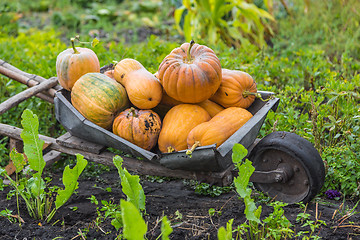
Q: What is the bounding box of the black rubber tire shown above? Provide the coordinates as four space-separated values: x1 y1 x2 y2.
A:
248 131 325 204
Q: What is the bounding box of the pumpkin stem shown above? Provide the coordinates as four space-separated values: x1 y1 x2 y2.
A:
167 146 175 153
186 141 201 157
243 91 274 102
128 107 138 118
71 38 80 54
186 40 195 63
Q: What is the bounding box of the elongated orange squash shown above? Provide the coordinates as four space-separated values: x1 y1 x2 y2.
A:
210 69 257 109
187 107 253 149
113 107 161 150
71 72 129 129
197 100 224 118
114 58 162 109
158 104 211 153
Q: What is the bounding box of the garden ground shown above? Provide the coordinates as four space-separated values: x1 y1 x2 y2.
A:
1 166 359 239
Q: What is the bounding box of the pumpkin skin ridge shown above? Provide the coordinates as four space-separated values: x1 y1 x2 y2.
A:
158 42 221 103
56 47 100 90
89 73 128 113
71 73 129 129
210 69 257 109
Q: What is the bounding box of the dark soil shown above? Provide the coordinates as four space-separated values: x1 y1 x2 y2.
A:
0 166 359 240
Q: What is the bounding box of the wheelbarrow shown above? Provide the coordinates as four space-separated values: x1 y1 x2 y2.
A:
0 59 325 204
54 83 325 204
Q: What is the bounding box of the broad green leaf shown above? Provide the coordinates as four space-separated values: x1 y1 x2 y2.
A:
55 154 88 209
114 156 146 211
91 38 99 48
10 148 26 173
27 174 45 197
244 196 261 223
121 200 147 240
20 109 45 175
217 218 233 240
232 144 248 164
111 211 123 231
174 6 186 33
234 159 254 197
161 216 173 240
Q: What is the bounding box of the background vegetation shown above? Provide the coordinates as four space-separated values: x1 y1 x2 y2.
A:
0 0 359 201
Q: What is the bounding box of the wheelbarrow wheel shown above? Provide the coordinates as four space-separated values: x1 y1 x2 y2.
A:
248 131 325 204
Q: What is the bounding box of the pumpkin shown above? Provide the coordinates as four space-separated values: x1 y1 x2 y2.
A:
152 90 183 119
56 38 100 91
197 100 224 118
104 69 115 80
158 104 211 153
187 107 253 150
113 107 161 150
210 69 257 109
157 40 222 103
114 58 162 109
71 72 129 129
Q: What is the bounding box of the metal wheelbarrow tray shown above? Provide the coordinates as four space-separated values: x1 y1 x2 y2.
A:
54 89 278 171
54 89 325 204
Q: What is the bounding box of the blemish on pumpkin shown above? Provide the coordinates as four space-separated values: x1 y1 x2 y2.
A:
148 97 152 101
225 92 228 96
144 120 150 130
121 73 125 78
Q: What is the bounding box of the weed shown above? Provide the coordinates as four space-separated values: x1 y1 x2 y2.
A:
0 109 87 223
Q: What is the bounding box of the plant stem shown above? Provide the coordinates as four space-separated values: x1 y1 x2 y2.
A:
167 146 175 153
186 141 201 156
128 107 138 118
71 38 80 54
15 173 21 226
243 91 273 102
186 40 195 63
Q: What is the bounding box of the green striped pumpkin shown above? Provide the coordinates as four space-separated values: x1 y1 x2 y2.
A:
71 72 129 129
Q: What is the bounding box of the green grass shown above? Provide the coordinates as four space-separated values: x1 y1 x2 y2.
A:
0 0 359 199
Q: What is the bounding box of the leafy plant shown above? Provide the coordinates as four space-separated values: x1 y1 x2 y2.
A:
113 155 146 212
230 144 295 239
120 199 147 240
174 0 275 48
0 109 88 223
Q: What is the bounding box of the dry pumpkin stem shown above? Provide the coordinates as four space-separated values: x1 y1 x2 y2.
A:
186 40 195 63
70 38 80 54
186 141 201 156
128 107 138 118
243 90 274 102
167 146 175 153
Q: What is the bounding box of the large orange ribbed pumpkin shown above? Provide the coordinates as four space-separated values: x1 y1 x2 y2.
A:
157 41 222 103
210 69 257 109
113 107 161 150
56 38 100 91
114 58 163 109
187 107 253 149
71 72 129 130
158 104 211 153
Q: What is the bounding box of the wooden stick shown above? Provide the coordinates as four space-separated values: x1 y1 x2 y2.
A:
0 59 61 90
0 123 232 184
0 77 58 115
0 65 58 97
